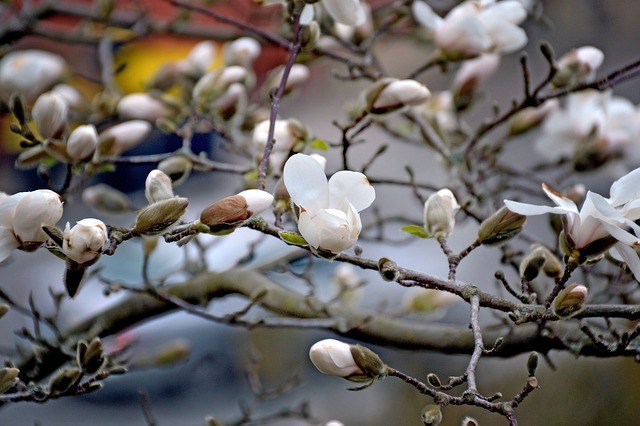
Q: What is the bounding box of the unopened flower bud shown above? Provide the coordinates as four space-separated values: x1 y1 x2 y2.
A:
301 21 321 50
178 41 217 77
32 91 68 138
452 54 500 111
133 197 189 235
527 351 538 376
97 120 152 157
421 404 443 426
158 156 193 187
82 184 132 214
193 66 251 105
424 188 459 238
552 46 604 89
378 257 399 281
519 244 548 281
52 84 84 110
63 218 108 266
153 338 191 366
77 337 106 375
461 417 479 426
66 124 98 161
349 343 387 381
508 99 559 136
116 93 172 122
199 189 273 234
48 367 82 394
0 49 67 102
224 37 261 68
0 303 9 319
265 64 310 95
145 169 174 203
478 206 526 246
365 78 431 115
309 339 363 378
553 283 588 318
0 367 20 393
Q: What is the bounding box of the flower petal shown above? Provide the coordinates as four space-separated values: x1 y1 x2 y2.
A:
503 199 570 216
608 166 640 207
323 0 366 26
541 183 579 212
611 243 640 281
283 153 329 214
0 226 19 263
328 171 375 212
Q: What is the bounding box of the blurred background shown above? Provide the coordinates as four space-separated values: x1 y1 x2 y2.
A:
1 1 640 425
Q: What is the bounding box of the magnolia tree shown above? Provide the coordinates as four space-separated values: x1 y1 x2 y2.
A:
0 0 639 425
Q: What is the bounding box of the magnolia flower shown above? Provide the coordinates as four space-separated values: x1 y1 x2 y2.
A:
504 168 640 279
424 188 459 238
32 91 69 138
145 169 174 204
0 50 67 102
553 46 604 89
63 218 108 265
309 339 362 377
97 120 152 157
252 119 308 172
116 93 172 122
451 53 501 98
535 90 640 167
199 189 273 234
224 37 261 68
0 189 63 262
66 124 98 161
177 41 217 77
283 153 375 254
412 0 527 59
365 78 431 115
262 0 366 26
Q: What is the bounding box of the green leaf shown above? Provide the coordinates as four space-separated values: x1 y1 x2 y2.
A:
401 225 430 239
278 231 308 246
310 138 329 151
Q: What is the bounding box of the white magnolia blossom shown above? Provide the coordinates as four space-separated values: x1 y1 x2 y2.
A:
0 50 67 102
366 78 431 114
283 153 375 254
32 91 69 138
177 40 217 76
412 0 527 58
0 189 63 262
66 124 98 161
535 90 640 165
553 46 604 88
224 37 261 68
116 93 172 122
504 168 640 279
63 218 108 265
263 0 366 26
424 188 460 238
252 119 307 172
309 339 362 377
98 120 152 156
451 53 501 95
145 169 174 204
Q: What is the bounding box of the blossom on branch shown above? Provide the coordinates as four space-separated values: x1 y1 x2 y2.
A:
412 0 527 59
62 219 108 266
0 189 63 262
504 168 640 279
0 50 67 102
283 153 375 255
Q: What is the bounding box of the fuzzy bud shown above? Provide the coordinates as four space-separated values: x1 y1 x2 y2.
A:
0 367 20 393
63 218 108 266
133 197 189 235
199 189 273 234
378 257 399 282
265 64 310 95
553 283 588 318
145 169 174 203
508 99 559 136
527 352 538 376
116 93 172 122
552 46 604 89
519 244 548 281
77 337 106 375
421 404 443 426
424 188 459 238
178 41 217 77
97 120 152 157
66 124 98 161
48 367 82 395
478 206 526 246
158 156 193 187
0 50 67 102
32 91 68 138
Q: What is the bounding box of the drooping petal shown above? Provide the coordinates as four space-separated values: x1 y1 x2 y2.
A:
503 199 570 216
608 166 640 207
0 226 19 263
541 183 580 212
610 243 640 281
328 170 375 212
323 0 366 26
411 0 443 31
283 153 329 214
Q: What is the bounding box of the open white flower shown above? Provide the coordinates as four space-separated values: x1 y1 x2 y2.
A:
0 189 63 262
63 218 108 265
412 0 527 59
504 168 640 279
283 153 375 254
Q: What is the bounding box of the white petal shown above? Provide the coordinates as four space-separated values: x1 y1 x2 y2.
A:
283 154 329 214
608 167 640 207
328 170 375 212
503 199 569 216
298 211 321 249
0 226 19 263
412 0 443 31
611 243 640 281
238 189 273 215
541 183 579 212
323 0 366 26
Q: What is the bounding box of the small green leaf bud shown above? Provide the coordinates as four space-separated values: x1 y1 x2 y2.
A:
478 206 526 246
421 404 443 426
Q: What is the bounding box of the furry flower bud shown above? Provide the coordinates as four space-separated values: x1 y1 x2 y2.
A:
133 197 188 235
32 91 68 138
63 218 108 265
553 283 588 318
424 189 459 238
0 50 67 102
116 93 172 122
145 169 174 203
66 124 98 161
199 189 273 234
478 206 526 246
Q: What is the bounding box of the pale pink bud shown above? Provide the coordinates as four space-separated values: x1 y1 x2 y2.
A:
224 37 261 68
32 91 69 138
0 50 67 102
145 169 174 203
116 93 171 122
424 188 459 238
66 124 98 161
63 218 108 265
309 339 362 377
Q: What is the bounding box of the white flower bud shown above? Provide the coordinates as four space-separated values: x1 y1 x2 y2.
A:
224 37 261 68
32 91 69 138
323 0 366 26
193 66 251 103
66 124 98 161
553 46 604 88
553 283 588 318
63 219 108 265
0 50 67 102
253 119 308 171
198 189 273 234
178 41 217 76
116 93 171 122
309 339 362 377
98 120 152 156
452 54 501 96
366 78 431 115
265 64 310 94
145 169 174 203
52 84 84 110
237 189 274 215
424 188 459 238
